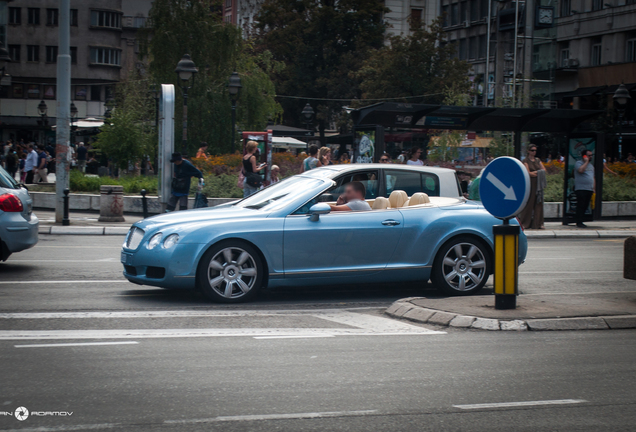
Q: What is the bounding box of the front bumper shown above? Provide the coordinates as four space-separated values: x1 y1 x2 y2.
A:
0 213 39 255
121 242 206 290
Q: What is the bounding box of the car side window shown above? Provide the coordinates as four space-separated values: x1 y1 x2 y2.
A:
384 170 440 197
330 171 378 199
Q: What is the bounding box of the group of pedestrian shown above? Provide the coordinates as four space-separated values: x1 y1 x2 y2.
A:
1 140 55 184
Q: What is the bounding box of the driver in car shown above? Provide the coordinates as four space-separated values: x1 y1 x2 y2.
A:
330 181 371 212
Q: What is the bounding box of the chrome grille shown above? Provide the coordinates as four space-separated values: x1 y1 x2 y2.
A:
125 227 145 250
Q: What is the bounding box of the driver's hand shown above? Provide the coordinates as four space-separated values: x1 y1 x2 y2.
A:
336 194 346 205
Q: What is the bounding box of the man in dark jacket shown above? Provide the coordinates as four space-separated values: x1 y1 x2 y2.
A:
167 152 203 212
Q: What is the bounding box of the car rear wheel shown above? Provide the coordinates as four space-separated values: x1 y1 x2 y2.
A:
197 241 264 303
431 236 491 296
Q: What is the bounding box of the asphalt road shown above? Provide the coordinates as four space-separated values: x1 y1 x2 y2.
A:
0 236 635 431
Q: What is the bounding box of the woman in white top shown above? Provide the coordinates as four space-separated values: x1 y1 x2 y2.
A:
406 147 424 166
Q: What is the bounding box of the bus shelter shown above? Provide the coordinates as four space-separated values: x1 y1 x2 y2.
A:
350 103 603 224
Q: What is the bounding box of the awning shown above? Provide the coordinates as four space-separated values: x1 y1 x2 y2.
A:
555 86 606 99
51 118 104 129
271 136 307 149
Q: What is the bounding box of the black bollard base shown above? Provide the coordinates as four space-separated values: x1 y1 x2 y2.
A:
495 294 516 310
62 188 70 226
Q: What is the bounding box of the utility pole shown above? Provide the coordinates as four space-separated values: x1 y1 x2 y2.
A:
55 0 71 224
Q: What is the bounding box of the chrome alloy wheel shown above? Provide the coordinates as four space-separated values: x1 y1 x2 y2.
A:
207 247 258 299
441 242 487 292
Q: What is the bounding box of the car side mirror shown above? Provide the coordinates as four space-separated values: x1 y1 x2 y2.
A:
308 203 331 222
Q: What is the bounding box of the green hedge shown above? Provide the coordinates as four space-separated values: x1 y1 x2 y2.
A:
544 173 636 202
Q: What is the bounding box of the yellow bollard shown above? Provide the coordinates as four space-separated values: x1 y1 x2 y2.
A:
493 222 520 309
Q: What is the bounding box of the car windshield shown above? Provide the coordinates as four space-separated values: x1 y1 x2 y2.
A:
236 176 324 211
0 165 18 190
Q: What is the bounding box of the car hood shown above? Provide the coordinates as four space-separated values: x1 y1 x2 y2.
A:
133 205 264 232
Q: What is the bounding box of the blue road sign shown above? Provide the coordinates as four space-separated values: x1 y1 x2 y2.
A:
479 156 531 220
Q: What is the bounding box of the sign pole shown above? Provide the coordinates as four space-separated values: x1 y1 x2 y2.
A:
493 218 520 310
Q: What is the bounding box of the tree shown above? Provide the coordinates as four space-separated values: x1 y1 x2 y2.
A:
94 79 156 172
142 0 281 154
255 0 388 138
355 18 472 104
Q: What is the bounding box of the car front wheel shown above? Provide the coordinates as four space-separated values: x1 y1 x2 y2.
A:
431 236 491 296
197 241 264 303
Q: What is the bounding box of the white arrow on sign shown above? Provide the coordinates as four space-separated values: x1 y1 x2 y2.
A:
485 172 517 201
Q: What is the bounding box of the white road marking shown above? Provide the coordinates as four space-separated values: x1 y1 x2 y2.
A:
15 341 139 348
1 424 119 432
7 259 119 263
519 271 621 274
165 410 378 424
254 335 336 339
0 280 128 285
453 399 587 410
0 310 444 340
521 290 636 296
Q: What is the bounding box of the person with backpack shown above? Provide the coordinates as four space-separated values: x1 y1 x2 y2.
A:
241 140 265 198
166 152 203 212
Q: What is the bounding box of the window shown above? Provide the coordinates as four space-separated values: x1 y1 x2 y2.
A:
90 10 121 28
226 0 232 6
560 0 571 17
591 43 602 66
480 0 489 18
460 1 468 23
479 34 487 58
627 39 636 62
46 9 59 26
469 37 478 59
70 9 78 26
451 3 459 25
442 5 450 27
470 0 479 21
27 45 39 62
560 48 570 67
410 8 422 28
592 0 603 11
28 8 40 25
89 47 121 66
384 170 441 198
70 47 77 64
459 38 468 60
91 85 102 101
9 7 21 25
330 171 379 200
46 46 58 63
8 45 20 62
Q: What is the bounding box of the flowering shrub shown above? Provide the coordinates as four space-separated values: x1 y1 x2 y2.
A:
543 159 564 175
192 152 304 178
608 162 636 178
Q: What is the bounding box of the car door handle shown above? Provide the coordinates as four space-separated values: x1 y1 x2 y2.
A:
382 219 401 226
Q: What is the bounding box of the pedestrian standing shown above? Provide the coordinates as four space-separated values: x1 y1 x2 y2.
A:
270 164 281 185
574 148 595 228
24 144 38 184
166 152 203 212
242 141 266 198
19 154 27 183
317 147 333 167
76 142 87 173
518 145 546 229
301 145 319 172
406 147 423 166
5 149 17 180
33 146 49 183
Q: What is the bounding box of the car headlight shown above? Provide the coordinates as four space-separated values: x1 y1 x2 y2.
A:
147 233 163 249
163 234 179 249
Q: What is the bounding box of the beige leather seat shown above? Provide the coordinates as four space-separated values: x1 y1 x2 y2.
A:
372 197 390 210
388 190 408 208
409 192 431 206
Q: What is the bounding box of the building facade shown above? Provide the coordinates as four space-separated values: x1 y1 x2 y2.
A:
0 0 151 144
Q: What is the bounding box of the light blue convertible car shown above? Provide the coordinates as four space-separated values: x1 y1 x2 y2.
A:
121 164 527 302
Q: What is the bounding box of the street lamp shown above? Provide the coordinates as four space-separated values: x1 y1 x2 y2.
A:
228 72 242 153
70 102 78 145
613 83 632 160
0 46 11 77
175 54 198 156
301 103 315 132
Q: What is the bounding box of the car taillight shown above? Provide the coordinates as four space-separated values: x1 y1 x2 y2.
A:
515 217 524 232
0 194 23 212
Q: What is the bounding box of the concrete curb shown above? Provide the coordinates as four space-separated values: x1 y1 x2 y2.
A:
39 226 129 235
524 230 636 239
385 301 636 331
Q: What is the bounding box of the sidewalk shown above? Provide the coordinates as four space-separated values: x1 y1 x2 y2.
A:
526 221 636 238
386 292 636 331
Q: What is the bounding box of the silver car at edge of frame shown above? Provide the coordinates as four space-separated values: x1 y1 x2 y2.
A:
121 164 528 302
0 166 39 261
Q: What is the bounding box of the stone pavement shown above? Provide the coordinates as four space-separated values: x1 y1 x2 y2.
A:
386 292 636 332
